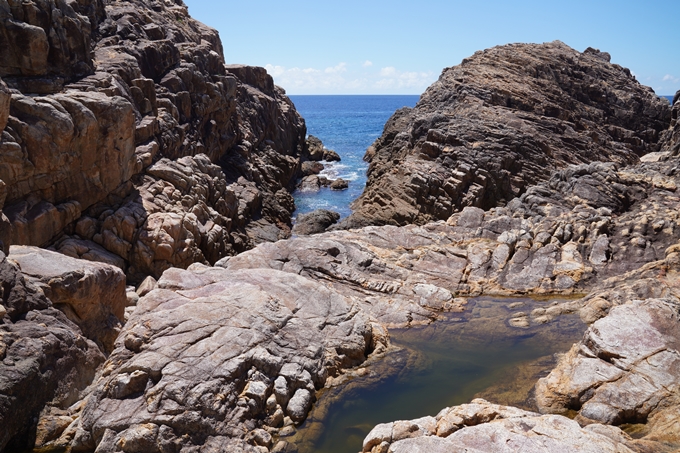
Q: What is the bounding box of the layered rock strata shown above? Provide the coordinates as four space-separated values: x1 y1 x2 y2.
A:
222 159 680 327
0 0 307 281
71 265 387 452
339 41 671 228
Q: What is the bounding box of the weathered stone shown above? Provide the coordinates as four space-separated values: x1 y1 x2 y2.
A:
305 135 340 162
293 209 340 235
8 245 126 352
330 178 349 190
1 0 309 276
0 251 104 452
76 266 386 451
340 42 670 228
536 298 680 429
363 399 657 453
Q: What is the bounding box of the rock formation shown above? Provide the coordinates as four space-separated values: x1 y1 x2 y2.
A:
0 0 308 282
661 90 680 156
292 209 340 235
8 245 127 352
0 248 123 451
71 265 387 452
2 7 680 451
339 42 671 229
361 400 661 453
305 135 340 162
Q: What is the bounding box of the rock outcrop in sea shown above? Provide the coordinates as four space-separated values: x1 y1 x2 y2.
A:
1 6 680 452
0 0 308 283
337 41 671 229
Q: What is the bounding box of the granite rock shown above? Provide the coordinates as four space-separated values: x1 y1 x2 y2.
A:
8 245 127 352
74 265 387 451
292 209 340 235
362 399 659 453
0 0 308 276
340 42 671 229
0 251 104 452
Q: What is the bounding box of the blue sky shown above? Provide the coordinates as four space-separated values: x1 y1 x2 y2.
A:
184 0 680 96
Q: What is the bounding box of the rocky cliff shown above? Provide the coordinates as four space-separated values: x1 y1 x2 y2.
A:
0 0 307 282
339 41 671 229
661 90 680 156
2 11 680 452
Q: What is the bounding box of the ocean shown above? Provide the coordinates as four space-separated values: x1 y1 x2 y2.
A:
289 95 420 220
290 94 676 221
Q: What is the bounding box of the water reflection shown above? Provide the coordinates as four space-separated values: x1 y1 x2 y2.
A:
291 296 585 453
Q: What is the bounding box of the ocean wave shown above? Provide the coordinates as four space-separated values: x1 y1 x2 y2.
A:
319 162 365 181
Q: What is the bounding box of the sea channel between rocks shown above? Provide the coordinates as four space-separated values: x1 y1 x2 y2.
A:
288 296 585 453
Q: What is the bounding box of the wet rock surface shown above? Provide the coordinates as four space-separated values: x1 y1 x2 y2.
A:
340 41 671 229
305 135 340 162
0 0 307 279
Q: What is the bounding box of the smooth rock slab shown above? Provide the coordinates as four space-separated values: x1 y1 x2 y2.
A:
77 266 385 452
363 400 647 453
536 298 680 429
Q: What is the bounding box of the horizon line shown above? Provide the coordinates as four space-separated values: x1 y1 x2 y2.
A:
286 93 423 96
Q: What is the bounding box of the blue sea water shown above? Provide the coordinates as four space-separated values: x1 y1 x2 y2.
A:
665 95 675 104
289 95 420 220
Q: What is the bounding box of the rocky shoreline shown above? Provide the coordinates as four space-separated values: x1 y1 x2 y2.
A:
1 2 680 452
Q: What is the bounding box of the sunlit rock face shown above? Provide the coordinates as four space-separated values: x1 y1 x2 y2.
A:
0 0 308 279
339 41 671 229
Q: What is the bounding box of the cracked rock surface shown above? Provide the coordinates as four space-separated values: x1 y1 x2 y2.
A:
361 399 659 453
72 265 386 452
339 41 670 229
0 0 307 278
0 251 105 452
222 159 680 327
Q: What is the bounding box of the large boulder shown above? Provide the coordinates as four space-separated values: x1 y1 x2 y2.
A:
292 209 340 235
340 41 671 229
8 245 127 352
0 251 104 452
536 298 680 429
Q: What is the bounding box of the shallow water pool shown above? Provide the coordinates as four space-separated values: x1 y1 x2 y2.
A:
291 296 585 453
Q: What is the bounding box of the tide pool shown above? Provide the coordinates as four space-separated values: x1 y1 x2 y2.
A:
290 297 585 453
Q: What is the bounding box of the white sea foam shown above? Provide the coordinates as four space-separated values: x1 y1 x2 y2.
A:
319 161 365 181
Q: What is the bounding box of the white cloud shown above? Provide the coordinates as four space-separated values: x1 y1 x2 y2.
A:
375 68 434 91
380 66 397 77
264 63 436 94
663 74 679 83
325 62 347 74
363 60 373 67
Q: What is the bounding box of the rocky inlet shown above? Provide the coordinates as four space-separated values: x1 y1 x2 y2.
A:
0 2 679 452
